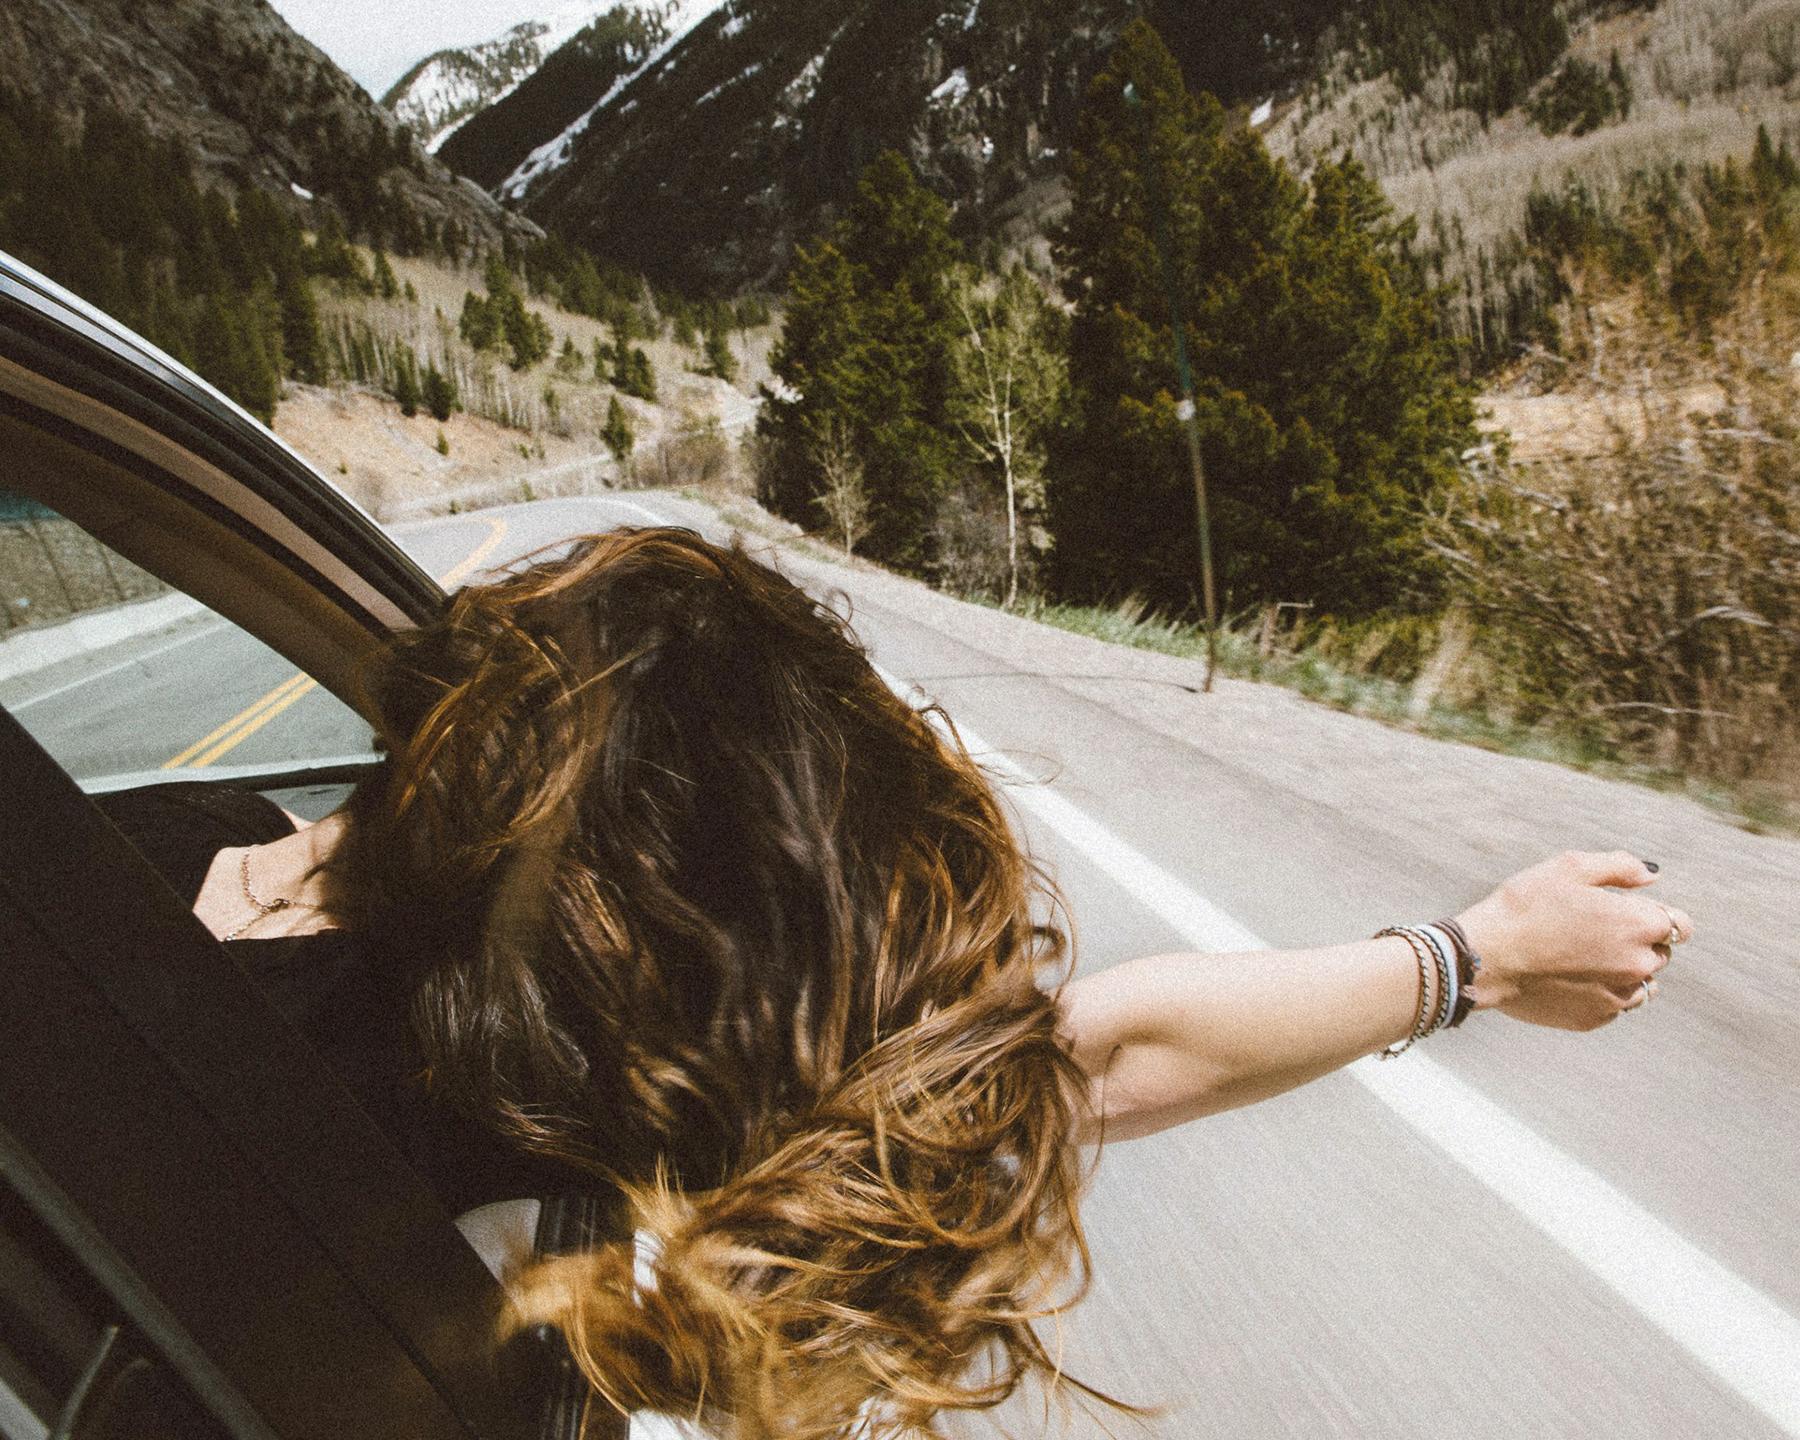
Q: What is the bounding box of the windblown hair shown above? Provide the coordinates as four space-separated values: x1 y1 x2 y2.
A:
334 527 1100 1437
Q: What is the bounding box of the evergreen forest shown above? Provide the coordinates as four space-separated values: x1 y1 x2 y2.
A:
758 23 1475 621
754 20 1799 804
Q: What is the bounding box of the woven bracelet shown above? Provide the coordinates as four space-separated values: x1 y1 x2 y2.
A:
1413 925 1458 1035
1376 926 1436 1059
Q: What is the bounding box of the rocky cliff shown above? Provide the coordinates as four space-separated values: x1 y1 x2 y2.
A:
0 0 532 249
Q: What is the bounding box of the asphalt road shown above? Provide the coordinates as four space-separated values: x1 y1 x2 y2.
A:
6 493 1797 1439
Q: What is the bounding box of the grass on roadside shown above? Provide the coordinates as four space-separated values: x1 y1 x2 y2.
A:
669 485 1796 839
971 590 1798 838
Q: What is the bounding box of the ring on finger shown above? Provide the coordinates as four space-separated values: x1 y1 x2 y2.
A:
1636 978 1654 1007
1654 901 1683 948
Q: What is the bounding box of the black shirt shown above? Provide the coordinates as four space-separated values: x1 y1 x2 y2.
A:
94 782 573 1218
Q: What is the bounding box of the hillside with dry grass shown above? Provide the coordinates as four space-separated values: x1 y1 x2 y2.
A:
283 245 774 523
1267 0 1800 375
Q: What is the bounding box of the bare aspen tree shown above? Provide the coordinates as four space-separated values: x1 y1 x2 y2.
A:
808 416 872 557
949 265 1068 608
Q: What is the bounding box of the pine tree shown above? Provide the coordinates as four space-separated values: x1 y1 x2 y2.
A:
422 360 459 422
460 292 501 351
372 249 400 300
309 212 371 291
484 252 517 299
1047 20 1475 619
502 296 553 370
610 331 658 400
392 344 422 417
701 324 739 382
277 261 325 383
1607 50 1632 121
630 347 657 401
759 152 961 571
602 395 635 461
195 290 279 423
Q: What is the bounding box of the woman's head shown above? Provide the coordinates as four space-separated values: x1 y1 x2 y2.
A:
339 527 1095 1436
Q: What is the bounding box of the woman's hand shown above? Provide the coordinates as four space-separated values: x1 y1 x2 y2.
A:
1454 850 1691 1032
1059 849 1694 1143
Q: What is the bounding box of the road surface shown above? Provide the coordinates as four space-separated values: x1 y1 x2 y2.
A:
5 492 1797 1439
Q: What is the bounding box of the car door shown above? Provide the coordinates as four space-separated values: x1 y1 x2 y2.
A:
0 251 609 1439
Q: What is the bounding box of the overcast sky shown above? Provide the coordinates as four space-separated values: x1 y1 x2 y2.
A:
267 1 549 98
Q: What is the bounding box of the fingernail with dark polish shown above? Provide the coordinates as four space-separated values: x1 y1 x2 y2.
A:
1642 859 1660 873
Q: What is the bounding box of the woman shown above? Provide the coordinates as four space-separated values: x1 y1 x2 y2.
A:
104 526 1689 1439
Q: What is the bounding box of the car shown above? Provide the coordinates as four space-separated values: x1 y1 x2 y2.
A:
0 249 624 1440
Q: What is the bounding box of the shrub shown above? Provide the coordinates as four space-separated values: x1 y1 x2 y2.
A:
602 395 635 462
644 414 734 491
1435 397 1800 787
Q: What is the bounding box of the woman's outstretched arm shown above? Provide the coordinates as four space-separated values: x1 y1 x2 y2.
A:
1058 850 1690 1144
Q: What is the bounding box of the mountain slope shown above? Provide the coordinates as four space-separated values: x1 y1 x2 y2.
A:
0 0 530 251
443 0 1345 294
381 2 624 153
437 0 728 195
1262 0 1794 365
497 0 1134 292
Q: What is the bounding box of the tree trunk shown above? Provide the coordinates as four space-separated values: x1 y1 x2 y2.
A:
1003 458 1019 610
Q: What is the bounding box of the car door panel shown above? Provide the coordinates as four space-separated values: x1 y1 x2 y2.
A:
0 709 533 1440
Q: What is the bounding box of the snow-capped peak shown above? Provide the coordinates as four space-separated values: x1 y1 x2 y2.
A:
499 0 733 200
385 3 633 153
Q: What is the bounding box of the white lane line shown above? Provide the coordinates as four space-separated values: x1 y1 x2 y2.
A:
590 497 675 527
1358 1057 1800 1434
878 663 1800 1438
8 619 227 714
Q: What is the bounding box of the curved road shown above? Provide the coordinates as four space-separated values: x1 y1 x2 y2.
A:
6 492 1798 1439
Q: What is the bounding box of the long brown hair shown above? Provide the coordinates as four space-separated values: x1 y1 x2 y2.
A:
336 526 1099 1437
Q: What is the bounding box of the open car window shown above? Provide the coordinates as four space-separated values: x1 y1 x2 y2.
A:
0 488 377 811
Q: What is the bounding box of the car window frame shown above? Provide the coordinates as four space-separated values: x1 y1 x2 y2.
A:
0 249 441 741
0 247 551 1437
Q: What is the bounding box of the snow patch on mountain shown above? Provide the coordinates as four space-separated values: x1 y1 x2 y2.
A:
386 2 631 153
930 68 970 106
498 0 732 200
698 61 762 105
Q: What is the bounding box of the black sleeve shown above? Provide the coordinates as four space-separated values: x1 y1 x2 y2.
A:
91 782 300 906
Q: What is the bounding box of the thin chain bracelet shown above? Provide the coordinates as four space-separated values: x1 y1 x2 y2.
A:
1376 926 1436 1059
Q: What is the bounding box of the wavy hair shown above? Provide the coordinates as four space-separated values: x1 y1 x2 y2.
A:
334 526 1102 1437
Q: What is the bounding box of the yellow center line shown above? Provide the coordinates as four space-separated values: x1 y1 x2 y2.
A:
160 514 511 771
190 679 320 768
161 672 314 770
437 515 509 590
